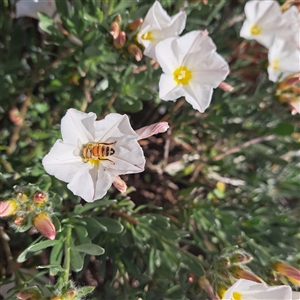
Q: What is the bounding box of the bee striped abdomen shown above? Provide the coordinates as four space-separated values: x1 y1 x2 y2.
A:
83 142 116 164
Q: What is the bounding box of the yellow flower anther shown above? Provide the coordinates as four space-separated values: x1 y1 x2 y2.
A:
272 59 279 71
232 292 242 300
250 25 261 35
173 66 192 85
141 31 153 41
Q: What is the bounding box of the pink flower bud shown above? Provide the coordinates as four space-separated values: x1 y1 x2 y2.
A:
33 192 48 205
274 261 300 286
14 216 26 226
135 122 169 140
218 81 234 92
113 31 126 49
128 44 143 61
230 265 264 283
112 176 127 194
17 289 41 300
110 21 120 39
0 200 18 217
128 18 143 31
33 212 56 240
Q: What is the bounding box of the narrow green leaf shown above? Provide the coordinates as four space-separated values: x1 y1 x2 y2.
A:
74 243 105 256
96 217 124 234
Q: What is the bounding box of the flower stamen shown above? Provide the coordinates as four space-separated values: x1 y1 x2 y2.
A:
250 25 261 35
141 31 153 41
173 66 192 85
272 59 279 71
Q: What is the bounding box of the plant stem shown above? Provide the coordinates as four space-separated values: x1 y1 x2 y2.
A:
63 226 72 282
0 227 23 285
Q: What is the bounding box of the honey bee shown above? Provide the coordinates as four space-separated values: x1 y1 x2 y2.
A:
83 141 116 164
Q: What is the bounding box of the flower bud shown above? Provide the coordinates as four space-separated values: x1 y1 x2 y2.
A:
230 265 264 283
113 31 126 49
17 192 28 202
0 200 18 217
128 18 143 31
112 176 127 194
17 288 41 300
273 261 300 286
110 21 120 39
218 256 230 268
14 216 26 226
135 122 169 140
198 277 218 300
230 253 252 264
113 14 122 24
33 212 56 240
33 192 48 205
127 44 143 61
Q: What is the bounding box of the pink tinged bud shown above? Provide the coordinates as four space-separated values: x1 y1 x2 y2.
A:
218 81 234 92
127 44 143 61
113 31 126 49
33 192 48 205
135 122 169 140
110 21 120 39
274 261 300 286
112 176 127 194
0 200 18 217
17 289 41 300
230 266 264 283
14 216 26 226
33 212 56 240
278 72 300 91
128 18 143 31
198 277 220 300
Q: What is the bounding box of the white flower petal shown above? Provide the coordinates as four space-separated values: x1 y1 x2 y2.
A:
184 84 213 113
159 74 183 100
268 38 300 82
108 144 145 174
42 140 83 183
223 279 292 300
61 108 95 145
138 1 186 60
156 37 180 74
94 114 138 143
16 0 57 19
240 0 284 48
67 163 114 202
135 122 169 140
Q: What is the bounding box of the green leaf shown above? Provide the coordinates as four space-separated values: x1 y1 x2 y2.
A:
84 46 102 56
70 248 84 272
181 255 205 277
74 199 117 214
77 286 95 297
96 217 124 234
17 240 59 263
55 0 69 17
270 123 294 136
37 12 55 34
74 243 105 256
82 217 107 239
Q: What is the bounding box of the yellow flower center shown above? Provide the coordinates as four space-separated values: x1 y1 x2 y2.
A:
141 31 153 41
272 59 279 71
250 25 261 35
173 66 192 85
232 292 242 300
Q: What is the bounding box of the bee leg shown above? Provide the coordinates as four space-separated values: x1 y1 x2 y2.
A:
99 141 116 145
99 158 115 165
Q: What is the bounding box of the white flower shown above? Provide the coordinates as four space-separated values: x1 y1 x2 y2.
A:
268 38 300 82
281 6 300 48
16 0 62 23
137 1 186 60
222 279 292 300
42 109 169 202
155 30 230 113
240 0 284 48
